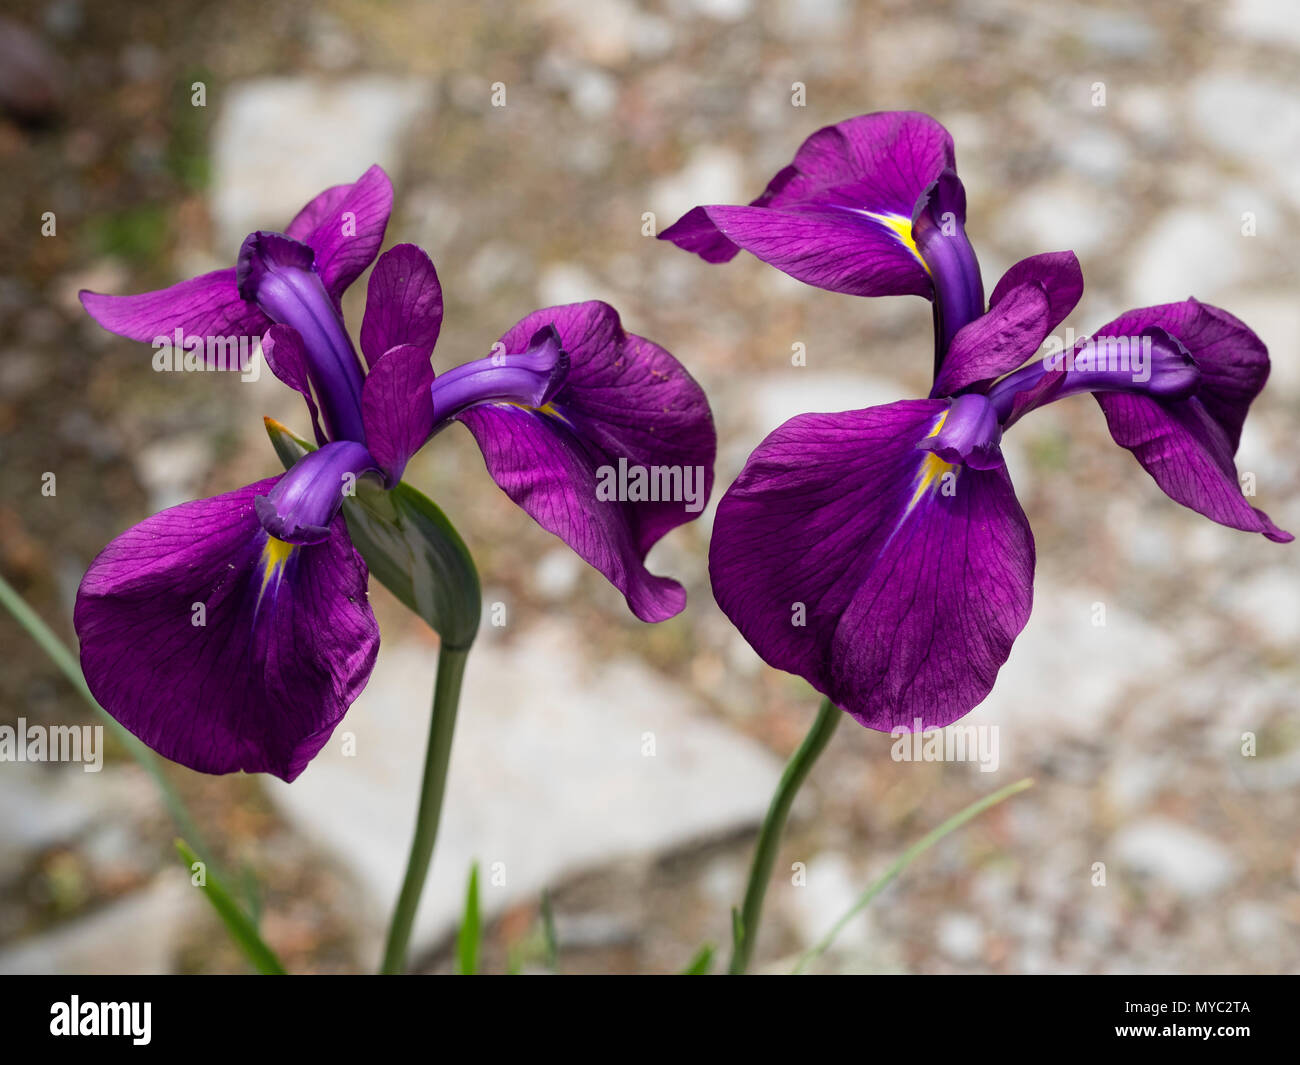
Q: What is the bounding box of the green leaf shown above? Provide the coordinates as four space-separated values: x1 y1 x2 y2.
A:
264 419 481 649
456 862 481 975
540 889 559 972
174 840 286 975
681 944 714 975
793 777 1034 974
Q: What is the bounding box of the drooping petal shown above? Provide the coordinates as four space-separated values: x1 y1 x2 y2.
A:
237 232 367 444
359 243 444 367
74 480 379 781
1089 301 1290 542
658 111 958 299
261 324 325 445
79 269 268 348
660 203 933 299
456 302 716 622
281 163 393 299
361 344 435 484
710 400 1035 731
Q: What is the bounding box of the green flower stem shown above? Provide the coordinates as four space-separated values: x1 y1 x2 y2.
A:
729 696 841 975
380 643 470 974
793 776 1034 973
0 572 210 861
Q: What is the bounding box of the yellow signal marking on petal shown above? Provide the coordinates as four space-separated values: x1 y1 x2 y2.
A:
497 399 575 429
861 210 929 276
257 536 296 605
903 410 956 518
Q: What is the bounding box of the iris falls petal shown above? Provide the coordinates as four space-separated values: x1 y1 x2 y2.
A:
710 400 1035 731
455 302 716 622
74 479 379 781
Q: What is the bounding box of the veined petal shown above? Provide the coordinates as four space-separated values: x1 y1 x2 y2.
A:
79 269 268 348
988 250 1084 336
457 302 716 621
282 163 393 299
359 243 444 367
932 250 1083 397
932 281 1051 398
74 480 379 781
659 110 957 299
710 400 1035 731
361 343 435 484
1091 301 1291 542
662 203 933 298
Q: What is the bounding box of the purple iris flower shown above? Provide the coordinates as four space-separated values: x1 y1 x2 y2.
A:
74 168 715 781
707 247 1291 732
658 110 984 366
663 110 1290 730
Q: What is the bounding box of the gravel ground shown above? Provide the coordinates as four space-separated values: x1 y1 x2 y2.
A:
1 0 1297 974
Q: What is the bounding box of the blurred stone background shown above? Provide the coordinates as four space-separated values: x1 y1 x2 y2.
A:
0 0 1297 974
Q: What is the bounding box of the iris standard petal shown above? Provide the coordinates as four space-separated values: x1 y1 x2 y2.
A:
281 163 393 299
79 268 268 347
456 302 716 622
931 280 1052 398
658 110 958 299
74 479 379 781
361 343 436 485
709 400 1035 731
988 250 1084 335
359 243 444 367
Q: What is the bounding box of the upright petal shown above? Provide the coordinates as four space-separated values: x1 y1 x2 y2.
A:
359 243 444 367
988 250 1084 335
658 111 958 299
932 251 1083 398
457 302 716 621
283 164 393 299
79 269 268 348
710 401 1035 730
931 281 1051 398
74 480 379 781
361 343 435 484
